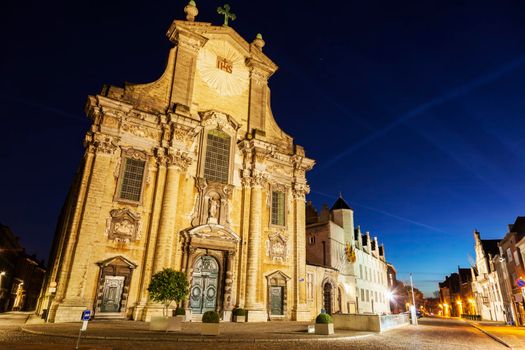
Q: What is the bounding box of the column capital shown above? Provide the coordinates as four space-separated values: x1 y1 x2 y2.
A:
84 132 119 155
292 182 310 200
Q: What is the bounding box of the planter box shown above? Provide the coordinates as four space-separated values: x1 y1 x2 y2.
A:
166 316 184 332
233 315 246 323
315 323 334 335
201 323 220 336
150 316 168 331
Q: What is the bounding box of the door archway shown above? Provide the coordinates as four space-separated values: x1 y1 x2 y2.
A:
323 283 333 315
190 256 219 314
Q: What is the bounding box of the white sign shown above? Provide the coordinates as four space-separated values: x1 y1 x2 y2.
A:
81 320 88 331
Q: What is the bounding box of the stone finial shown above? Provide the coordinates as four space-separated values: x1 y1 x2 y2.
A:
184 0 198 22
253 33 265 50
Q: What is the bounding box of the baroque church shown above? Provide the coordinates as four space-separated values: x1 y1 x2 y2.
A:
38 2 314 323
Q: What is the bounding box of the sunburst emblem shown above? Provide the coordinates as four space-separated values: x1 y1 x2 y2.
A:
197 40 249 96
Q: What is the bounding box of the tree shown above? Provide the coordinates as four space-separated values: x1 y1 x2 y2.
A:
148 268 189 317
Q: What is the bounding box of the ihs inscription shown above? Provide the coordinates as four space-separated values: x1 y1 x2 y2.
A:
217 56 233 74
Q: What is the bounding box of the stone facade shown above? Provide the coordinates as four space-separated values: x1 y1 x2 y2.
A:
305 197 391 317
471 230 506 322
37 5 314 323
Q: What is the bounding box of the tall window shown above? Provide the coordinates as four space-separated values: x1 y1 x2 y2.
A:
306 273 313 300
204 129 231 183
271 191 286 226
119 157 146 202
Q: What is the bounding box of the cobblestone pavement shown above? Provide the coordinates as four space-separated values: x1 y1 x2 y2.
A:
0 314 509 350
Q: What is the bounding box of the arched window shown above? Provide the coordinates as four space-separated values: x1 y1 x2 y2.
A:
203 129 231 183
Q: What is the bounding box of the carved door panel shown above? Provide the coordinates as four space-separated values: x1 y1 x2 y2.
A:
101 276 125 313
270 286 283 315
190 256 219 314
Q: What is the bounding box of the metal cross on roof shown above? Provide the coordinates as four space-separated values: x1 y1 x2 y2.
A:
217 4 236 27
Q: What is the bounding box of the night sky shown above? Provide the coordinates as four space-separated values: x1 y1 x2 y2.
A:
2 0 525 296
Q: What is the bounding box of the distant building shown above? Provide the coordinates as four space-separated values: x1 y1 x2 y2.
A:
498 216 525 325
439 267 475 317
305 196 391 316
439 273 459 317
471 230 505 322
0 223 46 312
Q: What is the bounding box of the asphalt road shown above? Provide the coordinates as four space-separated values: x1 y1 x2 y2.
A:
0 313 509 350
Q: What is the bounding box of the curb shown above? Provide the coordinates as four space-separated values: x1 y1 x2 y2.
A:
21 327 373 343
464 321 511 349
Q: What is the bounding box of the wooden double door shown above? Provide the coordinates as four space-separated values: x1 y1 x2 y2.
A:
190 256 219 314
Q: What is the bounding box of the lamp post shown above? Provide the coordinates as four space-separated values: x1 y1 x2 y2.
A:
410 273 418 326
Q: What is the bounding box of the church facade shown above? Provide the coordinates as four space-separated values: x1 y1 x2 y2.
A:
38 2 314 323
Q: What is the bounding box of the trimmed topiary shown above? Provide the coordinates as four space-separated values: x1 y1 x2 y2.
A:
202 310 220 323
232 308 246 316
174 307 186 316
315 313 333 324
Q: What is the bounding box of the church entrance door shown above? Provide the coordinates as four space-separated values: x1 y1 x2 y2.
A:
323 283 332 315
270 286 284 315
101 276 125 313
190 256 219 314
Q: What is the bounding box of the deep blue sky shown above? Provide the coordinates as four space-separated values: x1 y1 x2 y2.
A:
2 0 525 296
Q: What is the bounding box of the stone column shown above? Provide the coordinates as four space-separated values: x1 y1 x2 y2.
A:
245 174 263 311
136 150 167 306
291 182 309 320
152 149 191 272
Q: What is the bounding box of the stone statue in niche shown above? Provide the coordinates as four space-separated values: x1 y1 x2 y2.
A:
207 193 221 224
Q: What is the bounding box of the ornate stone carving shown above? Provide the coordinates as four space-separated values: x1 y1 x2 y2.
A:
266 231 288 263
122 122 158 139
105 209 141 242
122 147 147 161
154 147 168 166
292 182 310 200
85 133 119 155
251 171 269 188
200 110 240 135
166 149 192 171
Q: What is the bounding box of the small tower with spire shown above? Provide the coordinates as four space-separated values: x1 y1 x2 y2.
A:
330 193 355 244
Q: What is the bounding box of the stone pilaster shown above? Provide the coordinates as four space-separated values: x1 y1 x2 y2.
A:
152 148 191 272
245 174 263 310
133 150 167 320
53 132 119 323
166 26 207 115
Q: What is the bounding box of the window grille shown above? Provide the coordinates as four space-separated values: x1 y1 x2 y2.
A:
271 191 285 226
119 157 146 202
204 129 231 183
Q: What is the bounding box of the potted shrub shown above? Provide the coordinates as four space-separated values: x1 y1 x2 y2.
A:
232 308 246 322
148 268 189 332
315 313 334 335
201 310 220 336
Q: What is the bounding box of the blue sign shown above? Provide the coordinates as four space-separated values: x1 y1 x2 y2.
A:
81 310 91 321
517 278 525 288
